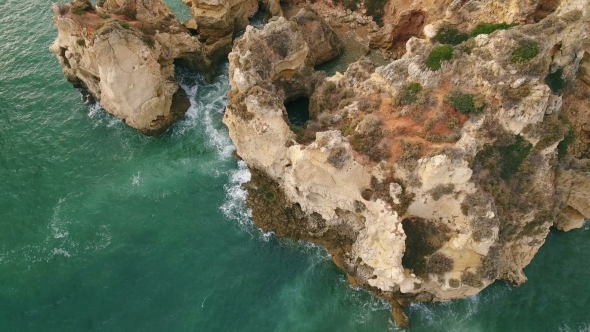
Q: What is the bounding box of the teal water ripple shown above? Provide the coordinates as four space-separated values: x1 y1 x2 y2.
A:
0 0 588 331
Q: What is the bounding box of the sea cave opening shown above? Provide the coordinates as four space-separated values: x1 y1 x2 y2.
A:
285 96 310 128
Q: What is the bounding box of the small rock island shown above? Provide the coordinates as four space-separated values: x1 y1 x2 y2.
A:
51 0 590 327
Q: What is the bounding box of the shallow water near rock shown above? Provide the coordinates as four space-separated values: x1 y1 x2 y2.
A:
0 0 589 331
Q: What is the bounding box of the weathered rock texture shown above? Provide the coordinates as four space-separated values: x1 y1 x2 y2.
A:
335 0 567 56
182 0 283 65
224 0 590 325
50 0 215 134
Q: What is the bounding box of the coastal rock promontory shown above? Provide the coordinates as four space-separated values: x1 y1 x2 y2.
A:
50 0 217 134
223 0 590 326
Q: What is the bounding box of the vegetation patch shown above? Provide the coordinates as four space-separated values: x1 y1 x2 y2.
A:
142 36 155 49
335 0 360 11
327 146 348 169
470 216 497 241
72 5 87 15
401 217 452 277
471 124 549 250
351 130 390 162
479 245 500 280
427 253 454 275
397 140 423 170
123 8 137 20
399 82 423 105
227 89 254 121
557 128 576 160
370 177 415 216
119 21 130 29
429 184 455 201
545 68 566 94
461 271 483 287
449 92 485 114
365 0 388 26
76 39 86 46
433 27 468 45
519 211 550 237
470 22 514 37
510 40 539 63
498 135 533 179
309 81 355 118
533 112 571 151
98 12 111 19
426 45 454 71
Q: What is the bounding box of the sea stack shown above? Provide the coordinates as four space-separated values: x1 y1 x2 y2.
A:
49 0 219 134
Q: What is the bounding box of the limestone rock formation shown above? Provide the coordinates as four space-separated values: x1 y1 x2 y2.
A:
50 0 215 134
182 0 283 65
291 7 344 65
224 0 590 325
362 0 565 55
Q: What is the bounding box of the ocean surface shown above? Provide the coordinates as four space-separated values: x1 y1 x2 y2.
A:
0 0 589 331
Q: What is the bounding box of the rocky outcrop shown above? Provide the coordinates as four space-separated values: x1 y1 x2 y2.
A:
182 0 283 65
224 0 589 325
363 0 565 55
291 7 344 65
555 50 590 232
50 0 215 134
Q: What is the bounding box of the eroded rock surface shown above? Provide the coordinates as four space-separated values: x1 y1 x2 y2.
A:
224 0 590 324
50 0 217 134
182 0 283 65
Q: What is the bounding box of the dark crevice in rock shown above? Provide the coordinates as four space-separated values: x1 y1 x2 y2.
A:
143 85 191 136
285 96 310 127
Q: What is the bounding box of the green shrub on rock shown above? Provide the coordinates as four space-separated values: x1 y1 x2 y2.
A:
470 22 514 37
557 128 575 160
142 36 155 49
72 6 86 15
399 82 423 105
427 253 454 275
450 92 485 114
461 271 483 288
426 45 454 71
434 27 468 45
365 0 388 26
510 40 539 63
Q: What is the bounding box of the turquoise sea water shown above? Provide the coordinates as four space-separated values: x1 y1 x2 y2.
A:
0 1 589 331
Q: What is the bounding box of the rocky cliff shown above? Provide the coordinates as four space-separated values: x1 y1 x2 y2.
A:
50 0 218 134
182 0 283 65
223 0 590 326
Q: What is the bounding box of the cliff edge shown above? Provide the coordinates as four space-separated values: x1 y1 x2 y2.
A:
223 0 590 326
49 0 219 134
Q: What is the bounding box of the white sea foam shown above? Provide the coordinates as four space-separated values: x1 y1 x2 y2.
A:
220 160 253 229
132 172 140 186
560 322 590 332
52 248 71 257
49 197 69 239
87 102 102 118
87 101 124 129
176 64 235 158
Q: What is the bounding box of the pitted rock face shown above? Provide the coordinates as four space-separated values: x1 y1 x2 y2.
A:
50 0 215 134
223 0 590 315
